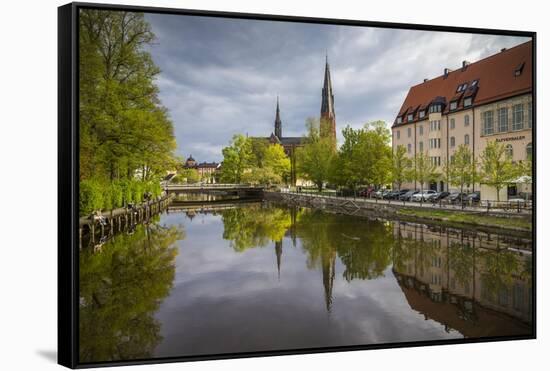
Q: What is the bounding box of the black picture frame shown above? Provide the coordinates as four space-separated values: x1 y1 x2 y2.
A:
58 2 537 368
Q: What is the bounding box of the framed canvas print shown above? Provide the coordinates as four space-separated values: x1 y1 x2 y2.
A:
58 2 536 368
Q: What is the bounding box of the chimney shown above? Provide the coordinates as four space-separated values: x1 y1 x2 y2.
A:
501 48 507 52
444 68 452 78
461 60 470 71
423 78 428 83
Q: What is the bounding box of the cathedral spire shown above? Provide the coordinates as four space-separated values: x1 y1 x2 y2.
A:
274 96 282 139
321 55 336 139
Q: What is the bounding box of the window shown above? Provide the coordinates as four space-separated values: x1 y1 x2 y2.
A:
450 155 455 164
464 97 472 107
419 141 424 152
471 79 479 87
429 138 441 149
396 130 400 140
456 83 468 93
408 127 412 137
450 101 458 111
429 104 442 113
419 125 424 136
526 143 532 160
483 111 494 135
513 104 524 130
419 110 426 119
397 117 402 124
450 118 455 129
505 144 513 158
450 136 456 147
527 102 533 129
408 114 414 121
498 107 509 132
515 62 525 77
464 134 470 145
407 143 412 154
430 120 441 131
464 114 470 127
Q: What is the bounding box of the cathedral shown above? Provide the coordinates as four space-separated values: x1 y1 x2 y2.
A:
264 56 337 185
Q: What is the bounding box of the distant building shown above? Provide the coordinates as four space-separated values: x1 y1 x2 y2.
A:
259 56 337 185
392 41 532 200
183 155 221 183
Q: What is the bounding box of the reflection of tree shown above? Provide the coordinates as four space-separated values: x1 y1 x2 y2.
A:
220 204 292 252
448 239 475 290
479 248 528 300
79 221 183 363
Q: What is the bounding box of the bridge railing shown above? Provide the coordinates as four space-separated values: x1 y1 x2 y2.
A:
165 183 267 189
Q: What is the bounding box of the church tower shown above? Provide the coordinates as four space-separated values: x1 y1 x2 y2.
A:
320 55 336 139
274 96 282 139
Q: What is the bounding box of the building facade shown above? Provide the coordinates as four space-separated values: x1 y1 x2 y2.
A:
392 41 533 200
183 155 221 183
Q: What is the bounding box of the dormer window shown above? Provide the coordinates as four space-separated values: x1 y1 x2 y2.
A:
456 83 468 93
407 114 414 121
429 104 442 113
397 116 402 124
450 101 458 111
515 62 525 77
419 110 425 119
463 97 472 107
471 79 479 87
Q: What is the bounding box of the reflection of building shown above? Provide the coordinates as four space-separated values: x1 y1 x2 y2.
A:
320 55 337 140
392 222 532 334
183 155 221 183
392 41 532 200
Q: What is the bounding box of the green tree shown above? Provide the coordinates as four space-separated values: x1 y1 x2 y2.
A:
479 141 518 201
219 134 253 183
412 151 438 197
296 118 337 191
391 145 412 191
447 145 478 196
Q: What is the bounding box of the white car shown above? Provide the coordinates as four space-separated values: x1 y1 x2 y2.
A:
411 190 437 202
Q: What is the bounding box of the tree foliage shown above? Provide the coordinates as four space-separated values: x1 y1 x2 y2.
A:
296 118 337 191
79 10 177 214
446 145 478 195
412 151 438 194
219 135 290 184
391 145 412 191
479 142 518 201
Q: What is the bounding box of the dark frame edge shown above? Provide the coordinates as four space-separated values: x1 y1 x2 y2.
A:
58 2 78 369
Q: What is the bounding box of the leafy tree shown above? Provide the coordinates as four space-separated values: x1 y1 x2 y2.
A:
174 168 200 184
447 145 478 196
391 145 412 191
296 118 337 191
219 134 253 183
479 141 518 201
412 151 438 197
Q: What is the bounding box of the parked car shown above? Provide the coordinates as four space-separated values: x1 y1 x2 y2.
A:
384 189 408 200
464 192 480 204
373 189 389 199
427 191 450 202
411 190 437 202
399 190 419 201
358 187 374 197
448 192 467 204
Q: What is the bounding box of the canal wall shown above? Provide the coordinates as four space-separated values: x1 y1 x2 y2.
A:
79 194 174 248
263 191 532 237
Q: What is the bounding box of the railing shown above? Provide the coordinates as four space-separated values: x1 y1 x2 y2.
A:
165 183 266 189
277 188 532 214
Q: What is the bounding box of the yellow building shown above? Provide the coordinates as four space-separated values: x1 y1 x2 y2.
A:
392 41 533 201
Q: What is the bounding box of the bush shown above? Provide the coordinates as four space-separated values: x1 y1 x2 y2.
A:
80 180 104 215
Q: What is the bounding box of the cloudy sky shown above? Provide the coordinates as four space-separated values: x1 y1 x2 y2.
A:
145 13 529 162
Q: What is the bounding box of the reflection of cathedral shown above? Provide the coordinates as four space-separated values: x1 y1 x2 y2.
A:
392 223 532 336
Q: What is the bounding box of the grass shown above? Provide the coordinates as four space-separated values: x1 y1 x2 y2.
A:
397 208 532 231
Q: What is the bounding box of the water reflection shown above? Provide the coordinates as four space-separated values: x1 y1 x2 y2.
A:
79 218 184 362
79 202 532 364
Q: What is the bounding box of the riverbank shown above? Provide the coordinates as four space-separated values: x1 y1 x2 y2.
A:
264 191 532 237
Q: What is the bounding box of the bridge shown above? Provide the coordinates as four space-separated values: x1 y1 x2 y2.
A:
165 183 267 197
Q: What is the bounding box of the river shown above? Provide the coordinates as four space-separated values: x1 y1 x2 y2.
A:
78 201 533 363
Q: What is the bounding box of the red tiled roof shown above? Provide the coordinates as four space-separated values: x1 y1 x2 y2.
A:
393 41 532 127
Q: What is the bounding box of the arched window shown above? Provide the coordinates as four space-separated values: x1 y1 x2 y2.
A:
505 144 513 158
450 136 456 147
464 114 470 127
464 134 470 145
526 142 532 160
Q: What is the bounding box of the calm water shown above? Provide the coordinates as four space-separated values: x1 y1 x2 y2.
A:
79 202 533 363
